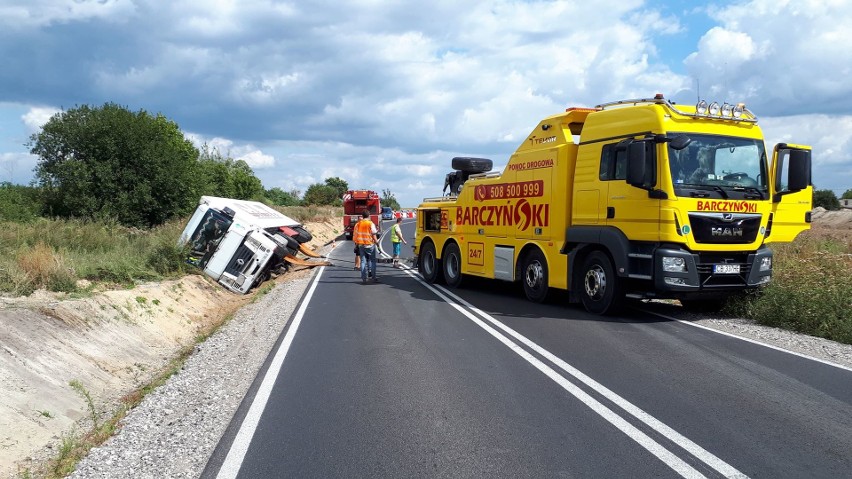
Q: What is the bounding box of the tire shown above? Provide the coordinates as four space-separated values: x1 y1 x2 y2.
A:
521 248 549 303
418 240 443 284
291 225 313 243
442 242 464 288
451 157 493 174
345 232 352 241
580 251 624 315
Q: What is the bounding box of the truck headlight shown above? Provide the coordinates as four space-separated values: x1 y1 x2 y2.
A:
759 256 772 272
662 256 687 272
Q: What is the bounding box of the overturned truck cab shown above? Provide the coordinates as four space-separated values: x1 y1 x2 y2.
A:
179 196 326 294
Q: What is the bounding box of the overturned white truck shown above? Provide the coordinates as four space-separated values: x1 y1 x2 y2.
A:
179 196 326 294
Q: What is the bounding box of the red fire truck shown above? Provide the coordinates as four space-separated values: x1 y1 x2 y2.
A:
342 190 382 240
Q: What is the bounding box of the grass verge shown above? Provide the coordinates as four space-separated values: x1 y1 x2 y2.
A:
726 228 852 345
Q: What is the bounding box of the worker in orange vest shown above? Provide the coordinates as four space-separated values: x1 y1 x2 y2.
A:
353 210 380 283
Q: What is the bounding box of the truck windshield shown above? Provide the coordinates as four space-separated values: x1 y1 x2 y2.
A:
668 133 767 198
188 210 232 268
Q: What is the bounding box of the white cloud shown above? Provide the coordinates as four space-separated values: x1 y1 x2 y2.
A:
21 107 60 133
3 0 851 205
685 0 852 114
237 150 275 168
761 114 852 194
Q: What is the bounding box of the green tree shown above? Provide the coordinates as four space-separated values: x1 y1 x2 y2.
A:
841 189 852 199
0 183 42 222
324 177 349 199
813 189 840 210
197 145 264 200
381 188 400 211
265 187 301 206
29 103 201 227
303 183 340 205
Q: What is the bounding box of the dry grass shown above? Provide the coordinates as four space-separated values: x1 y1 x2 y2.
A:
11 242 77 294
0 218 188 295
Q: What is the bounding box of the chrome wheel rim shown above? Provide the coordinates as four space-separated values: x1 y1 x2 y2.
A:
525 261 543 290
584 265 606 300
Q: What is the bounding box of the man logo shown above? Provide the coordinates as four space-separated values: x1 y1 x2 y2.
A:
722 213 734 222
712 227 743 237
236 259 245 266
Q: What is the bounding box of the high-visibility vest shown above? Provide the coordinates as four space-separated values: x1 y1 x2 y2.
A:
390 223 401 243
353 219 374 245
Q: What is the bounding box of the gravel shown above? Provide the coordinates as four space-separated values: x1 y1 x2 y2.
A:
68 270 317 479
68 274 852 478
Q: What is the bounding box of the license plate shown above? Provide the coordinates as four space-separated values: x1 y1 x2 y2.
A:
713 264 740 274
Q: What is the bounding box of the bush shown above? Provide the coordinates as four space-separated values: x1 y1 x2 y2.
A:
0 183 42 222
146 239 191 276
813 189 840 210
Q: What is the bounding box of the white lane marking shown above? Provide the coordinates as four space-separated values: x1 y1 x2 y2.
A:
399 269 722 478
639 308 852 373
453 294 747 478
216 265 327 479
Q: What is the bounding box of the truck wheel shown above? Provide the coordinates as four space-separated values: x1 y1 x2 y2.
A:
418 240 443 284
451 157 493 174
522 249 549 303
345 233 352 241
580 251 624 315
442 242 464 288
292 225 313 243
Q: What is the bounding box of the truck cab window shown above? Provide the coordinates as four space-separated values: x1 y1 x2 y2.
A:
599 143 628 181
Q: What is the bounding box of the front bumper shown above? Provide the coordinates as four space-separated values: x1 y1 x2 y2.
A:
654 246 772 294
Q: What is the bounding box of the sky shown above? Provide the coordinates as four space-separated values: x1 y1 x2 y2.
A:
1 0 850 207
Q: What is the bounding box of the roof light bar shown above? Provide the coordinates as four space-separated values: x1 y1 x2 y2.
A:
733 103 745 119
595 95 757 122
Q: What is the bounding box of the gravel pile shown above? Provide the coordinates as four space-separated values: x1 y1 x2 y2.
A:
69 275 852 478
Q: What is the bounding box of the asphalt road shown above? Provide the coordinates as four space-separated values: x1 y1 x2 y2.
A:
204 218 852 478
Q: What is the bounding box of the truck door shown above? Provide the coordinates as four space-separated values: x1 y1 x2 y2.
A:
767 144 812 243
605 141 661 242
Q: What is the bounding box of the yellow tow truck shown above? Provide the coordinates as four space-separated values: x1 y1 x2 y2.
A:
414 94 812 314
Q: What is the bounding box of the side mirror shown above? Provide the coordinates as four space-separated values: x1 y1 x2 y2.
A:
787 149 811 192
626 142 646 186
669 134 692 151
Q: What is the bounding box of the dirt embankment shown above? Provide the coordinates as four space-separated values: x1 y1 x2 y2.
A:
0 219 341 478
